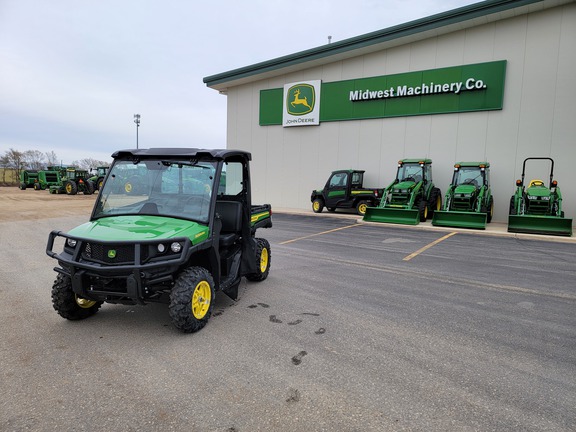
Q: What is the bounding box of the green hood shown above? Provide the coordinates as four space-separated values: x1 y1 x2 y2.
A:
453 184 477 195
68 215 209 243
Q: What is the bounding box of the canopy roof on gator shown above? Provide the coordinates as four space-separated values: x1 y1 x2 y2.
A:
111 148 252 161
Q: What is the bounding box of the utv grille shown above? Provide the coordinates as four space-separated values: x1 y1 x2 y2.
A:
82 242 148 265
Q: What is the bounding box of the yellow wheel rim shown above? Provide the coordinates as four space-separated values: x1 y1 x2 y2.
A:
423 206 428 219
66 184 73 193
313 201 320 211
192 281 211 319
436 196 442 210
358 203 367 215
75 295 97 309
125 183 132 193
260 247 269 273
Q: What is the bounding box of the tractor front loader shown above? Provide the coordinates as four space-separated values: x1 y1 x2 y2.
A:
432 162 493 230
508 157 572 236
363 159 441 225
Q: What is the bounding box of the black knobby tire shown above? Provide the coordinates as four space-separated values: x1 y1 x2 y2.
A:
509 196 516 215
418 199 428 222
51 273 102 320
246 238 271 282
428 188 442 217
65 180 78 195
169 267 215 333
20 182 26 190
485 197 494 223
83 180 95 195
312 198 324 213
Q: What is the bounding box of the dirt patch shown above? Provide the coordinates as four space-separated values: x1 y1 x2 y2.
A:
0 187 96 222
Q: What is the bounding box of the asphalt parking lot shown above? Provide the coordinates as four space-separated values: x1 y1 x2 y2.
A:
1 190 575 432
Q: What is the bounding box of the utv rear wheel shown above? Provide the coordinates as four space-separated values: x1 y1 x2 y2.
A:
51 273 102 320
356 200 368 216
65 180 77 195
312 198 324 213
169 267 215 333
247 238 271 282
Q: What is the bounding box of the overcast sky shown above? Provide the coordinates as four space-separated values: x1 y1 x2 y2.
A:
0 0 479 164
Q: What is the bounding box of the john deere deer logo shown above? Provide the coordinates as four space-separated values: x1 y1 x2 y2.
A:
287 84 315 115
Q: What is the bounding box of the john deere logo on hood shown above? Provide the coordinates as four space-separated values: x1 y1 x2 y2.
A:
287 84 315 116
107 249 117 259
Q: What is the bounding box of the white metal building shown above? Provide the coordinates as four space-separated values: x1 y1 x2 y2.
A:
204 0 576 224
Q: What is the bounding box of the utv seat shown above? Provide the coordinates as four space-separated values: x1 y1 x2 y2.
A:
215 201 242 247
140 202 159 214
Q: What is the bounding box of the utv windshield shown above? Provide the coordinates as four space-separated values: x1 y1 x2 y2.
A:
93 159 217 224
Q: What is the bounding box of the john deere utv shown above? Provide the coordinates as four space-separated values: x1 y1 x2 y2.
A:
363 159 441 225
508 157 572 236
432 162 493 229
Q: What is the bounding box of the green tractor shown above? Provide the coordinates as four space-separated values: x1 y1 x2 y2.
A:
89 166 110 191
508 157 572 236
432 162 493 229
50 168 95 195
363 159 442 225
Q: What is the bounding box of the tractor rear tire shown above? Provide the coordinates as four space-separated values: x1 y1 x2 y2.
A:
418 199 428 222
65 180 78 195
169 267 215 333
83 180 95 195
51 273 102 320
312 198 324 213
246 238 271 282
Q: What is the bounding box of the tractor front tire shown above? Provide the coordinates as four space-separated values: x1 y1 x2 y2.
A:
247 238 271 282
428 188 442 216
509 196 516 215
51 273 102 320
169 267 215 333
484 197 494 223
65 180 78 195
418 199 428 222
312 198 324 213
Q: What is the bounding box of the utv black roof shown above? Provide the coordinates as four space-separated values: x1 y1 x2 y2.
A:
111 148 251 161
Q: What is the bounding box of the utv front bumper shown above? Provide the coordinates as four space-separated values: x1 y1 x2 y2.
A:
46 230 202 304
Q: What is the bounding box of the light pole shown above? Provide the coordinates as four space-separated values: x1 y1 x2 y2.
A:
134 114 141 148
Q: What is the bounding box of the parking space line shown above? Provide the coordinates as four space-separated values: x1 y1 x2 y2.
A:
280 223 361 245
403 231 458 261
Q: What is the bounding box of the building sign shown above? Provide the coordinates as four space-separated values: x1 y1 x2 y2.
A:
259 60 506 125
282 81 321 127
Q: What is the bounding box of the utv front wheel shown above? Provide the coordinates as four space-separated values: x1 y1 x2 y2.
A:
51 273 102 320
247 238 271 282
312 198 324 213
169 267 215 333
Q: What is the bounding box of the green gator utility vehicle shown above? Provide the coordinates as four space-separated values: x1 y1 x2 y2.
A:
46 148 273 333
311 169 382 216
363 159 441 225
508 157 572 236
432 162 493 229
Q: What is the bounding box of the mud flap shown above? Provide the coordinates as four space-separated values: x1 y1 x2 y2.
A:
363 207 420 225
508 215 573 236
432 211 487 230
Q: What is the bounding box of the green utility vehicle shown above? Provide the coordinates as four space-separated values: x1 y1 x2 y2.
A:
89 166 110 190
311 169 382 216
432 162 493 229
18 170 38 190
46 148 273 333
363 159 441 225
508 157 572 236
50 168 95 195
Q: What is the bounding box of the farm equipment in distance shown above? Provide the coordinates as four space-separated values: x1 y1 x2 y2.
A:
34 167 65 190
432 162 493 230
18 170 38 190
508 157 572 236
89 166 109 190
311 169 382 216
49 168 95 195
363 159 442 225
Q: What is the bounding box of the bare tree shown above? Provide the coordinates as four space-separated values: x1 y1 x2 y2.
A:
71 158 111 170
45 150 59 167
23 150 45 170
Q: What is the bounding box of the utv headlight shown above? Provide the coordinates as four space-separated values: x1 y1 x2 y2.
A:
67 238 77 248
170 242 182 253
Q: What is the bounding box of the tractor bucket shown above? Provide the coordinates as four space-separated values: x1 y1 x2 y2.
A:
507 215 573 237
431 211 487 230
363 207 420 225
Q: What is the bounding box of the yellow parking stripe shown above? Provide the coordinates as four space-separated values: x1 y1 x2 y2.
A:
280 224 361 245
403 232 457 261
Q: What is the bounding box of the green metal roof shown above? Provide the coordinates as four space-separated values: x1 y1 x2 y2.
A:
204 0 558 90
